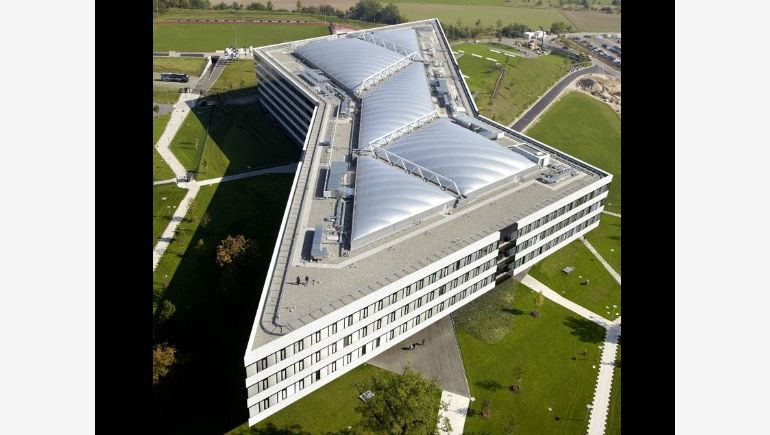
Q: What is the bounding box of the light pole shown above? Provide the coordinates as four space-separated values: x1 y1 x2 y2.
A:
233 26 238 48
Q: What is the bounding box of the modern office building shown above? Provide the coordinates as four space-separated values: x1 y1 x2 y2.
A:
245 19 613 426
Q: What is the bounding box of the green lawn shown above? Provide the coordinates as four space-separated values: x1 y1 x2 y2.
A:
585 213 620 274
154 114 175 181
169 102 299 179
454 42 574 124
153 185 187 244
456 280 605 434
153 23 330 52
526 91 621 214
153 56 208 75
396 4 568 30
153 88 183 105
529 239 621 319
153 175 294 434
227 364 441 434
605 343 621 435
157 7 322 21
207 59 258 97
453 277 516 344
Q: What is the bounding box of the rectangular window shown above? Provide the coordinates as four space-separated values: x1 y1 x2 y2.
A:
331 323 337 334
315 351 321 363
280 369 287 381
376 319 382 330
347 315 353 327
281 389 287 400
315 371 320 381
344 334 352 347
331 361 337 372
361 307 368 319
391 293 398 304
279 349 286 361
375 337 381 347
315 331 321 343
331 342 337 353
298 379 305 390
361 345 367 356
376 300 383 311
403 305 410 315
389 312 396 323
346 353 352 364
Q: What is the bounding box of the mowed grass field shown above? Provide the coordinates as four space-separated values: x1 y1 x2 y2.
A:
585 213 621 273
153 114 175 181
153 23 330 52
455 42 574 124
526 91 621 214
169 102 299 180
455 280 605 435
529 239 621 319
227 364 441 434
396 4 568 29
206 59 258 97
562 10 621 32
152 184 187 244
153 175 295 434
153 57 207 76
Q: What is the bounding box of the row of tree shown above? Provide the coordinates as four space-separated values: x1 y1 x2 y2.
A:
443 20 572 41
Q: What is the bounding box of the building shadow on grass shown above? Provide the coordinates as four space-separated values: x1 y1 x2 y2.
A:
152 170 296 434
181 86 301 180
563 316 605 344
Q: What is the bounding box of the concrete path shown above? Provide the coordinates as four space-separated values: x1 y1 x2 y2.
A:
586 322 621 435
153 184 200 271
195 163 298 186
153 178 176 186
581 237 621 285
368 315 471 397
155 92 200 179
602 210 621 218
437 390 470 435
520 274 611 328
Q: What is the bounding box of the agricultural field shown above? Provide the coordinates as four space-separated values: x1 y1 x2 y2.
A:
526 91 621 214
395 4 568 29
454 42 574 124
152 175 295 434
562 10 621 32
528 239 621 319
157 7 321 21
152 23 330 52
169 101 299 180
455 280 605 434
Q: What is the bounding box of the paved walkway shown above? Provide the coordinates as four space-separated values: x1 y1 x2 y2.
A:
581 237 621 285
520 274 611 328
602 210 621 218
368 315 471 396
195 163 297 186
586 322 621 435
437 390 470 435
155 92 200 179
153 184 199 271
153 178 176 186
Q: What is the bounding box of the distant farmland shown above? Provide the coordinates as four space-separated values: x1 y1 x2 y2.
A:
395 4 568 29
562 10 621 32
153 23 330 52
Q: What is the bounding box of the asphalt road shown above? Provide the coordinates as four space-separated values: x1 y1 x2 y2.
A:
511 63 601 132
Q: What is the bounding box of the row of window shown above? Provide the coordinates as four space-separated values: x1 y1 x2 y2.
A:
254 57 316 110
248 241 498 377
249 272 496 417
514 199 605 254
247 257 498 397
257 87 309 144
256 63 314 126
516 184 609 239
513 215 601 269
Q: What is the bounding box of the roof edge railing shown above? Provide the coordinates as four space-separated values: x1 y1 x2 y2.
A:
352 32 423 61
365 145 463 198
368 110 438 147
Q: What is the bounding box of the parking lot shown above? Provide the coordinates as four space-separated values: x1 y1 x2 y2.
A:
567 32 622 67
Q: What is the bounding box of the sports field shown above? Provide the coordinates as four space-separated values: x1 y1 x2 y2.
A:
152 23 330 52
454 42 574 124
396 4 568 29
525 91 621 214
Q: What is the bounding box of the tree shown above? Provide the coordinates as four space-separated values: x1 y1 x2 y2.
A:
158 300 176 321
532 290 545 317
354 366 445 434
550 21 569 35
295 0 302 12
201 211 212 229
475 18 482 28
153 104 160 113
266 0 273 10
216 234 251 266
153 343 177 385
216 234 257 291
495 19 502 31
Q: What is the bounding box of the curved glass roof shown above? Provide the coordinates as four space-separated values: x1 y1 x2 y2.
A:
385 118 537 196
374 28 421 56
359 63 435 146
351 156 455 243
294 38 407 93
